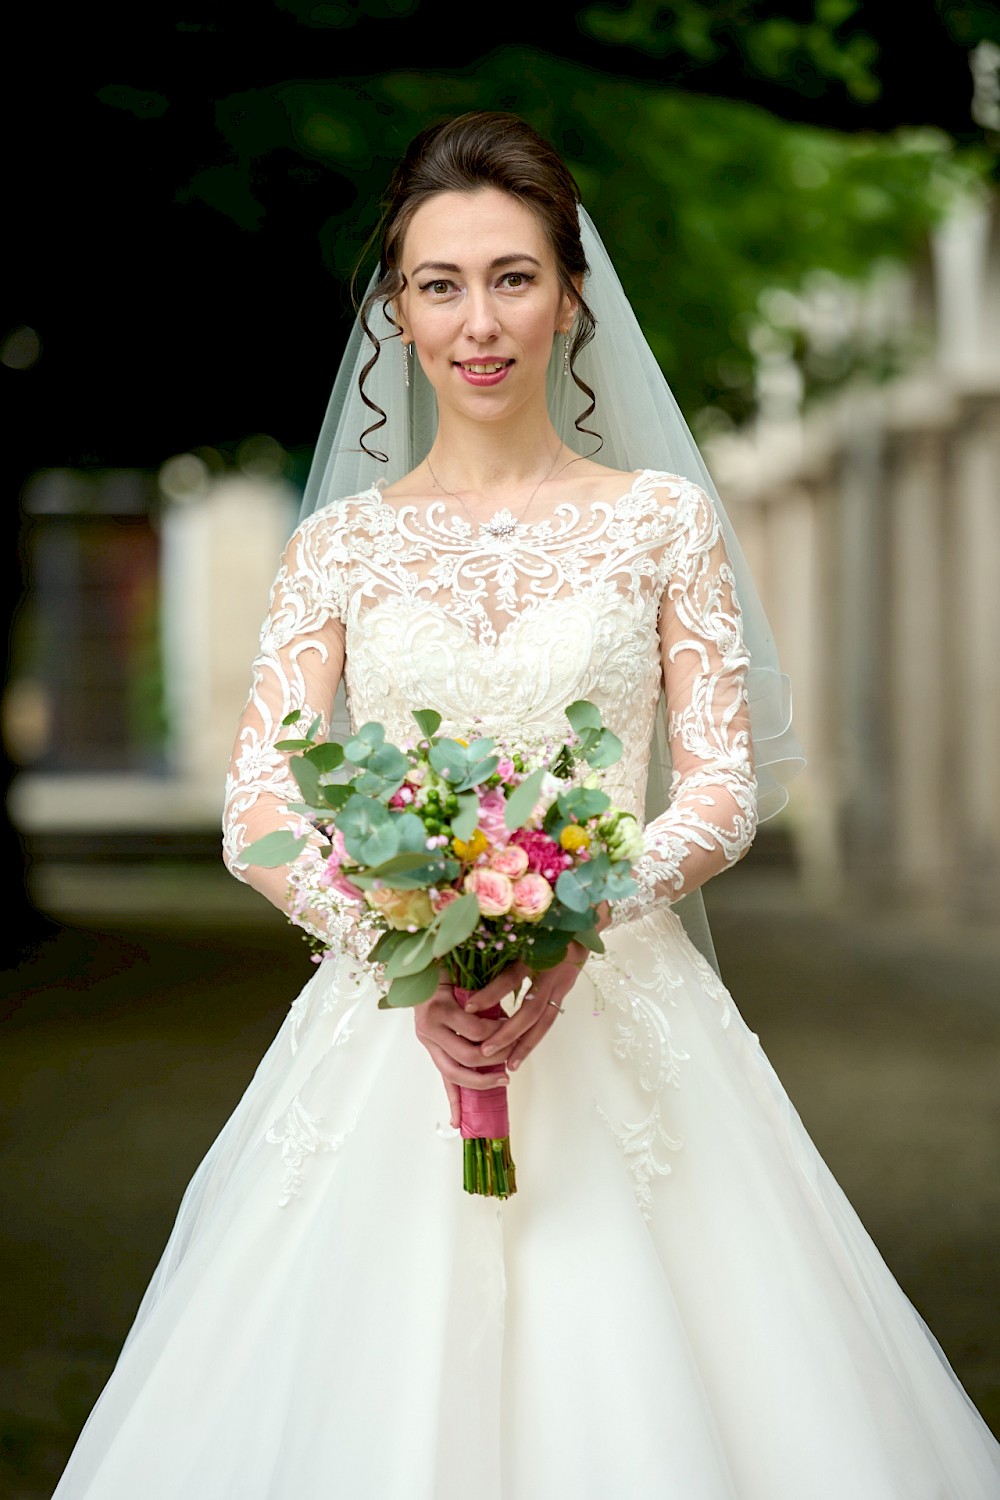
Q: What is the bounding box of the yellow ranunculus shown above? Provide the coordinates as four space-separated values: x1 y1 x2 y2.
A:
559 824 591 852
454 828 489 862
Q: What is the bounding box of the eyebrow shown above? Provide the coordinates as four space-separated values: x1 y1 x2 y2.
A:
410 254 543 276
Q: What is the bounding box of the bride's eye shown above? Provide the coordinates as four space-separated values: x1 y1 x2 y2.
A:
500 272 533 290
419 279 455 296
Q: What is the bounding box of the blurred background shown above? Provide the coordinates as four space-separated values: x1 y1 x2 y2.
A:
3 3 999 1493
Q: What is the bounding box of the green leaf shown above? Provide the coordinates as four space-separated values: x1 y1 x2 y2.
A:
565 699 602 734
522 929 570 969
320 783 354 811
557 787 611 820
338 794 399 865
292 755 322 807
369 928 409 963
503 766 547 830
393 812 430 853
428 739 468 781
412 708 442 739
305 742 344 772
582 727 624 770
384 928 439 980
451 790 480 843
573 925 606 955
539 904 595 931
281 710 304 726
384 965 441 1008
274 737 314 752
431 892 480 958
305 715 322 742
240 830 310 868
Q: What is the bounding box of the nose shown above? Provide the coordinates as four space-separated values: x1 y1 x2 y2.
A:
463 286 501 344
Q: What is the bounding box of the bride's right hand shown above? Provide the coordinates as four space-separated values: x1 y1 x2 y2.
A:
413 976 509 1129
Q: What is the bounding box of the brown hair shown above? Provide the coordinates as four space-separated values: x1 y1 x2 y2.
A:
355 111 598 460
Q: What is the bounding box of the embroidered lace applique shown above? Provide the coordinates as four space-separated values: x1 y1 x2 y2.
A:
223 468 757 940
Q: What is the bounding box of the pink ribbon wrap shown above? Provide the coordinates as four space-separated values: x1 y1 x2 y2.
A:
453 986 510 1140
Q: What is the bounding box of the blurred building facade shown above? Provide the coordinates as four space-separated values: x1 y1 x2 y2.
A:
708 190 1000 919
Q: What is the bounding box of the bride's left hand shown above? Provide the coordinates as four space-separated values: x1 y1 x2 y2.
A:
465 903 610 1072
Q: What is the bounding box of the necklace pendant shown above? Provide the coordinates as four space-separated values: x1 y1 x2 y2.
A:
482 508 518 539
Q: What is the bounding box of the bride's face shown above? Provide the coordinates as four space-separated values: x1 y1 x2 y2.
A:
393 187 578 425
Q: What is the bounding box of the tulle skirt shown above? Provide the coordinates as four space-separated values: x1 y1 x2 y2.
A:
54 905 1000 1498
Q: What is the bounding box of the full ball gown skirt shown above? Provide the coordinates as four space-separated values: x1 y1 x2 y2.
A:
54 473 1000 1496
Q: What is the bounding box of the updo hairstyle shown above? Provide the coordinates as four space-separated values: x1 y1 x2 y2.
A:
356 111 598 459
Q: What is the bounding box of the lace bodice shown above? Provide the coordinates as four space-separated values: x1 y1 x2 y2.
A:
223 469 757 929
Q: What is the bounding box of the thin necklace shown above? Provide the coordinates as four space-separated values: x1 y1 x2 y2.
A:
425 446 570 539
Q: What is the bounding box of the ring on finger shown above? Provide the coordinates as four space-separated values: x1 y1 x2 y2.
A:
547 999 565 1014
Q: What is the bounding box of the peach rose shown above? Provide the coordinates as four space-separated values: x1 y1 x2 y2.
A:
488 845 530 879
464 866 514 916
365 885 434 930
510 872 554 922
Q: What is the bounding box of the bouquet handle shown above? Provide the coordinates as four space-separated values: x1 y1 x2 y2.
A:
453 986 517 1199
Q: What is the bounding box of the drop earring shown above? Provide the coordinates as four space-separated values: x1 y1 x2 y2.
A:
402 341 411 388
562 333 571 377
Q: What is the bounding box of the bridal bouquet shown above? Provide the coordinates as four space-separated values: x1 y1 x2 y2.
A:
243 701 640 1199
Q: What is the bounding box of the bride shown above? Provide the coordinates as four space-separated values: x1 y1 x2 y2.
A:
54 112 1000 1498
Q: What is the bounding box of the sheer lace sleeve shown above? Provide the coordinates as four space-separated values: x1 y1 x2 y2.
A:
612 481 758 926
222 509 348 923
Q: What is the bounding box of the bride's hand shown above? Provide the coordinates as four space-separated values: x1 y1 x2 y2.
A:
467 903 611 1073
413 975 510 1129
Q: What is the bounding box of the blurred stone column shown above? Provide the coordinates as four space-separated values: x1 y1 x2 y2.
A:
835 392 893 901
160 470 297 812
883 388 956 903
948 387 1000 918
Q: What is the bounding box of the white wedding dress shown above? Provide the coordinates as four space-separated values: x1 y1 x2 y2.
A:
55 471 1000 1498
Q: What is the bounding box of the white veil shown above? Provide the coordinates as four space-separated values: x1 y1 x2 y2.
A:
297 207 805 973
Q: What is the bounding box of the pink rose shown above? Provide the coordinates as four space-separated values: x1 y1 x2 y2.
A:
464 866 514 916
475 788 509 845
431 887 461 914
488 844 529 879
496 756 516 782
389 783 417 809
510 872 554 922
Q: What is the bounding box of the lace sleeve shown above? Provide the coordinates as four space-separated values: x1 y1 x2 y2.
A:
222 509 348 923
612 480 758 926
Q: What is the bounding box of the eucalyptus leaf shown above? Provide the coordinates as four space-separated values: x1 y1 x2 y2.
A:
320 784 354 811
281 710 304 727
305 715 322 742
582 728 624 770
412 708 442 739
369 928 409 963
451 790 480 843
522 929 571 969
240 830 310 868
384 927 439 981
384 965 441 1008
503 766 547 830
557 787 611 820
565 699 602 734
573 925 606 955
393 812 430 853
338 795 398 865
305 742 345 773
291 756 322 806
431 892 480 958
274 737 314 752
